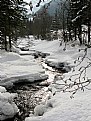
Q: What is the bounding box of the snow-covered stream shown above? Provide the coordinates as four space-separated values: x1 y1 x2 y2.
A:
5 56 64 121
1 38 91 121
11 52 67 120
5 38 76 121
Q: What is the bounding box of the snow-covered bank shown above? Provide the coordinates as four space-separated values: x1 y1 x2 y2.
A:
23 39 91 121
0 51 48 88
25 89 91 121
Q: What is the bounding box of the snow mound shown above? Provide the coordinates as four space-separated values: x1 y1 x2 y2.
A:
0 87 18 120
34 104 47 116
0 86 6 93
34 99 53 116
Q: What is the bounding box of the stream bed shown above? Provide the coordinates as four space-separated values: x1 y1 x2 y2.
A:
7 81 50 121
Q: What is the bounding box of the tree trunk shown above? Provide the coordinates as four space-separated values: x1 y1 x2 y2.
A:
74 27 77 41
9 35 11 51
4 35 7 51
88 21 90 44
78 25 82 45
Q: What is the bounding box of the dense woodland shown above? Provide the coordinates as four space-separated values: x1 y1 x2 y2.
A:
0 0 91 51
0 0 28 51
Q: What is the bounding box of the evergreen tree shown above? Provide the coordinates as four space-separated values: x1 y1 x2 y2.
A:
0 0 28 51
69 0 91 44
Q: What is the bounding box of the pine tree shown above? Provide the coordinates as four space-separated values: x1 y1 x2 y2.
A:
0 0 28 51
69 0 91 44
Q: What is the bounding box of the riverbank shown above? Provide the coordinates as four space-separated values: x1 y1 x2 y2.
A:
0 48 49 120
24 38 91 121
1 38 91 121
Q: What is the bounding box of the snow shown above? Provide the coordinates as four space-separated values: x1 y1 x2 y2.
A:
23 39 91 121
1 36 91 121
34 104 47 116
34 99 53 116
0 86 6 93
0 50 47 88
25 90 91 121
0 87 18 120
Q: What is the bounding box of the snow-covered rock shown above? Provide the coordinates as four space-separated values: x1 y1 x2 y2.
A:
34 104 47 116
0 87 18 120
34 99 53 116
0 86 6 93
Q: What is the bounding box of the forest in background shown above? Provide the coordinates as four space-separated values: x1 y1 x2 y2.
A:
0 0 91 51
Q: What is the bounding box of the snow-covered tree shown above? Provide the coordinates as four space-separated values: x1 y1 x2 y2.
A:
69 0 91 44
